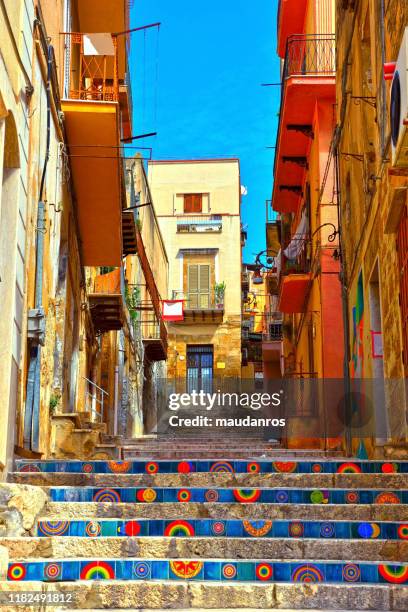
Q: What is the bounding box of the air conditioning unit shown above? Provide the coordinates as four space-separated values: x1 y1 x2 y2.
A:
391 27 408 167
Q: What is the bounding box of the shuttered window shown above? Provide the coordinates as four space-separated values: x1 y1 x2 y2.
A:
397 205 408 375
188 264 210 308
184 194 202 213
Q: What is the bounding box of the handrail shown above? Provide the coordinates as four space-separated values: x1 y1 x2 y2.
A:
83 377 108 423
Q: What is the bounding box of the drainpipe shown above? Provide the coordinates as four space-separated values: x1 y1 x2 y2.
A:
113 366 119 436
334 144 353 456
380 0 386 158
24 44 53 451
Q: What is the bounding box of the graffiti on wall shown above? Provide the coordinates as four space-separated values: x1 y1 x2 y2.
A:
351 272 364 378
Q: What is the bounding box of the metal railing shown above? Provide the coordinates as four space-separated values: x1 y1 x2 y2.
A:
266 203 279 225
63 32 119 101
84 377 108 423
281 237 312 276
176 215 222 233
263 322 283 342
284 34 335 79
172 290 224 310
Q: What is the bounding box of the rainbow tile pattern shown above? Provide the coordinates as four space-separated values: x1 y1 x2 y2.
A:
48 486 408 504
7 559 408 584
15 459 408 474
36 519 408 540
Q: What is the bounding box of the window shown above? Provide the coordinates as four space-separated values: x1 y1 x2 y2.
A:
187 264 210 308
184 194 202 213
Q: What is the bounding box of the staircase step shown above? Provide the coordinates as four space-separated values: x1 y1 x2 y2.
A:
14 458 408 473
46 486 408 505
5 557 408 585
1 580 405 610
10 472 408 489
2 535 406 561
45 502 408 521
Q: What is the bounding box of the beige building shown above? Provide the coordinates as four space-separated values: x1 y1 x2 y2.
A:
148 159 242 384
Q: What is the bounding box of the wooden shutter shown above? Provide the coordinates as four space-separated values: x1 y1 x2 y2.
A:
188 264 210 308
188 264 199 308
184 194 202 213
199 264 210 308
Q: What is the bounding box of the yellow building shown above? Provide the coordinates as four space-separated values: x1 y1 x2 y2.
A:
336 0 408 455
148 159 242 383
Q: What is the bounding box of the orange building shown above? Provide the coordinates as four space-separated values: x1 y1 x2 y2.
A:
270 0 344 447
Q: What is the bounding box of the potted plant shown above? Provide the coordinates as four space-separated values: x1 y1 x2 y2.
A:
215 281 226 309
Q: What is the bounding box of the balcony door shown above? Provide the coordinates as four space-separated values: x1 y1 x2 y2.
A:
187 345 213 393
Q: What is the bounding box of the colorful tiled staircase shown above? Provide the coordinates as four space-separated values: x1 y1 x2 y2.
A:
3 453 408 610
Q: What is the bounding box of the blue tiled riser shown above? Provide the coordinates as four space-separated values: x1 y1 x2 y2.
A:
48 487 408 504
36 519 408 540
7 560 408 584
16 460 408 474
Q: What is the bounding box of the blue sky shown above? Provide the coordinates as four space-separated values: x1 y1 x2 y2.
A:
129 0 280 261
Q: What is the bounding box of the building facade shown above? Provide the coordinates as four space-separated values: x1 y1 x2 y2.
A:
270 0 344 448
148 159 242 386
0 0 167 471
335 0 408 454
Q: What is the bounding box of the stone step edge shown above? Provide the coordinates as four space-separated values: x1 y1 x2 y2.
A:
0 583 404 612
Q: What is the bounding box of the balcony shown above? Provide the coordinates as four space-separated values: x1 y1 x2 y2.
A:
176 215 222 233
72 0 129 78
266 205 280 255
172 290 224 323
272 34 335 214
278 248 313 313
61 32 124 266
262 314 283 363
139 318 168 362
122 207 138 256
88 268 125 333
277 0 308 57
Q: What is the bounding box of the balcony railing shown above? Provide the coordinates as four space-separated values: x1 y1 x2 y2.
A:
172 290 224 311
281 237 312 276
176 215 222 233
263 322 283 342
283 34 335 79
64 32 119 102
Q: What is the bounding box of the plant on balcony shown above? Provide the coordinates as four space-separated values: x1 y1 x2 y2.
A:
125 284 141 323
215 281 226 309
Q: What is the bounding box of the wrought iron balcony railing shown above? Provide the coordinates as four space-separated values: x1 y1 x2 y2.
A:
283 34 335 79
263 322 283 342
172 290 224 311
280 237 313 276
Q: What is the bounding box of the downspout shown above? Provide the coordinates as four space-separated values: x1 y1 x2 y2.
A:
380 0 386 158
24 43 53 451
334 144 352 456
